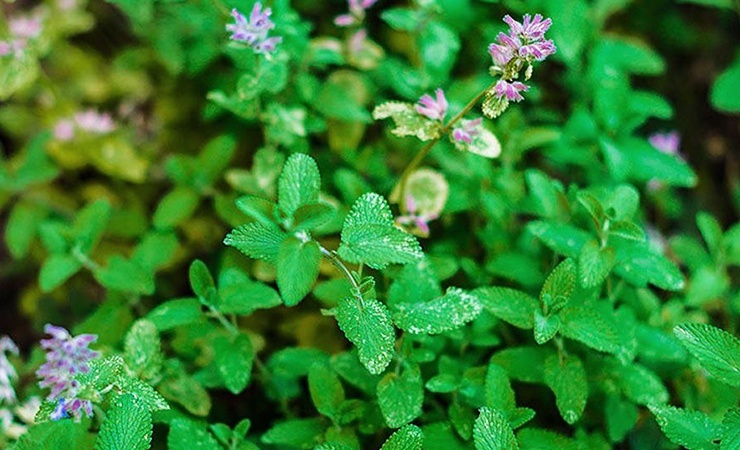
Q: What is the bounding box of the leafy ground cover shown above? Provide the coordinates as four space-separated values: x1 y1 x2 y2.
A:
0 0 738 449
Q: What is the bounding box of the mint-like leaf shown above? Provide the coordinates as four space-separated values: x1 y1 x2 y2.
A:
377 364 424 428
543 355 587 424
95 394 152 450
224 222 286 264
278 153 321 218
276 236 321 306
338 193 422 269
473 407 518 450
674 323 740 387
335 296 395 375
380 424 424 450
649 404 722 450
392 287 482 335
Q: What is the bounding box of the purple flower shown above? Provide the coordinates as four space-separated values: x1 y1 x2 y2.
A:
494 79 529 102
226 4 282 55
489 13 555 70
416 89 448 121
396 195 438 236
53 109 116 141
36 325 98 422
9 16 42 40
649 131 680 155
452 118 483 144
503 14 552 41
335 0 378 27
0 337 19 405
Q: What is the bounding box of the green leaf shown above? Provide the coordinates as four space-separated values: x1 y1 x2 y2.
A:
293 203 337 231
235 195 277 227
696 212 723 256
308 363 345 420
338 193 423 269
490 347 550 384
276 236 321 306
578 240 616 288
543 355 587 424
95 394 152 450
152 186 200 230
722 408 740 450
380 424 424 450
516 428 578 450
674 323 740 387
559 305 621 355
335 296 395 375
649 404 723 450
533 310 560 345
146 298 203 331
710 54 740 112
377 364 424 428
95 256 154 295
607 360 669 405
73 199 112 254
539 258 576 315
261 418 324 449
124 319 163 381
473 407 518 450
213 333 254 394
526 170 564 219
381 8 420 31
189 259 215 300
484 363 516 413
527 221 590 258
158 362 211 417
474 287 538 330
388 258 442 306
605 394 638 443
372 102 441 141
131 231 179 272
224 222 287 264
5 201 44 258
39 254 82 292
278 153 321 218
116 375 169 412
14 419 95 450
613 240 685 291
392 287 482 335
217 268 281 315
168 418 221 450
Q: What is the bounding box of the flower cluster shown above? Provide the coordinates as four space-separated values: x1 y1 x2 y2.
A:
0 337 19 406
484 14 555 116
396 195 439 237
0 12 43 57
226 3 282 55
36 325 99 422
53 109 116 142
335 0 378 27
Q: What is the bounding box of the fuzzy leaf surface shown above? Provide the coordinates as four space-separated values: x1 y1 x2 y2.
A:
335 296 395 375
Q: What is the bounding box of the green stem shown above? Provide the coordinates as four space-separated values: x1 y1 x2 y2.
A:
392 82 496 213
317 244 363 303
72 246 103 272
209 307 239 336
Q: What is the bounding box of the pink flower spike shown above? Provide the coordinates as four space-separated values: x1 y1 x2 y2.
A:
494 79 529 102
649 131 680 155
504 14 552 41
519 40 556 61
9 16 42 40
415 88 448 121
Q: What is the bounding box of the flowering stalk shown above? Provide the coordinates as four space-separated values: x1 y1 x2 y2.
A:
392 83 496 212
35 325 99 422
391 13 555 212
0 337 19 406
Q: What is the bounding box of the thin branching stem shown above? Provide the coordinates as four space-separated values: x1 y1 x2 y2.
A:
393 82 496 213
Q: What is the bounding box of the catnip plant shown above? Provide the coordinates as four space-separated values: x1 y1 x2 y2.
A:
0 0 738 449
